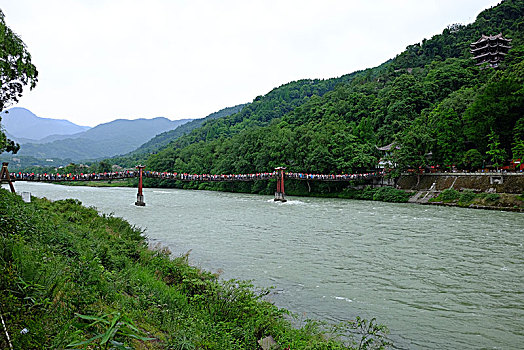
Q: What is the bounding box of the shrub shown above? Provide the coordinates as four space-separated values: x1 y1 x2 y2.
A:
458 190 476 205
372 187 410 203
440 188 460 202
359 186 378 200
485 193 501 202
341 186 376 200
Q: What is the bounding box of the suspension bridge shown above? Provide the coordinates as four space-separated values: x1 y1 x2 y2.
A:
1 162 389 205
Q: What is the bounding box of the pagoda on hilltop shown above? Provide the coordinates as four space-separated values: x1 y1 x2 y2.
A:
470 33 512 68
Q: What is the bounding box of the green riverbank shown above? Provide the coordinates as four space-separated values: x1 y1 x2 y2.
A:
0 188 389 349
424 189 524 212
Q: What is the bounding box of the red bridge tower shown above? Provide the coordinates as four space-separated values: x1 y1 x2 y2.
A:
135 165 145 206
274 167 287 202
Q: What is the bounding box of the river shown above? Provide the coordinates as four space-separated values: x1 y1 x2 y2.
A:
5 182 524 349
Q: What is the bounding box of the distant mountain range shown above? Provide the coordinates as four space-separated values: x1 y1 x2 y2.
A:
2 107 191 161
2 107 91 142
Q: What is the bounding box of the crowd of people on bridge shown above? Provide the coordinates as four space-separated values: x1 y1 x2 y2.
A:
286 171 384 181
10 171 137 182
143 171 384 182
10 169 384 182
143 171 276 181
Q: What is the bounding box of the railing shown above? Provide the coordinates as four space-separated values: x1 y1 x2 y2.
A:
9 170 385 183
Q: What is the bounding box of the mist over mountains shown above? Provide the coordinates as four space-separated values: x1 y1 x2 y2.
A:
2 107 191 160
2 107 91 142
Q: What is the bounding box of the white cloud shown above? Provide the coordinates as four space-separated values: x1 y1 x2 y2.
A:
1 0 501 126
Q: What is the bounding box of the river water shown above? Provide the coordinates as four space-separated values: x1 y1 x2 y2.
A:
6 182 524 349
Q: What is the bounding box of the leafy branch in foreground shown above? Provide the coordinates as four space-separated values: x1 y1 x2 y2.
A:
333 317 391 350
67 312 154 350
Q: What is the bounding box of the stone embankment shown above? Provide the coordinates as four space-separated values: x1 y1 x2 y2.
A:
398 173 524 211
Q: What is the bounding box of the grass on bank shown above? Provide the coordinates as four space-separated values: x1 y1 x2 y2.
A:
55 179 136 188
0 189 390 349
429 188 524 209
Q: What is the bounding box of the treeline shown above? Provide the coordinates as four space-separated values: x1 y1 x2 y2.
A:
108 1 524 178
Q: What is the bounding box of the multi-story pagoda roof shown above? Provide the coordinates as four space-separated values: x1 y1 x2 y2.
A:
470 33 511 46
470 33 512 67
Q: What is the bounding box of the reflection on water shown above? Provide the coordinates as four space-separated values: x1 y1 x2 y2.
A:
6 182 524 349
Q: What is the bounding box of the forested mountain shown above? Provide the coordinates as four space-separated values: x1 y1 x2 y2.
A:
117 0 523 176
138 68 386 172
17 117 191 160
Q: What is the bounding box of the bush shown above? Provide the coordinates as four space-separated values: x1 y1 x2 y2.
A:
458 190 476 205
341 186 409 203
358 186 377 200
440 188 460 202
340 186 376 200
485 193 501 202
372 187 410 203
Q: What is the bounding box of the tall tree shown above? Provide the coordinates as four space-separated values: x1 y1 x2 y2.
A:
392 118 432 184
486 130 507 170
0 9 38 153
512 116 524 164
512 139 524 165
463 68 524 156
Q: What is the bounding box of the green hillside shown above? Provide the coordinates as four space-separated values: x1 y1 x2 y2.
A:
141 69 384 173
137 0 523 180
110 66 387 170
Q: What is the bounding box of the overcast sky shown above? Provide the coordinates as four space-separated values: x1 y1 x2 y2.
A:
1 0 501 126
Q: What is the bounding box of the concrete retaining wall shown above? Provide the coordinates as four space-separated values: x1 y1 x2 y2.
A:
397 173 524 194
